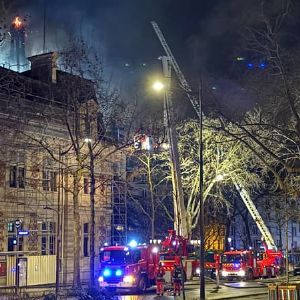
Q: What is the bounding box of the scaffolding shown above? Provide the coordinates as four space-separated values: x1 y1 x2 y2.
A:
111 178 127 245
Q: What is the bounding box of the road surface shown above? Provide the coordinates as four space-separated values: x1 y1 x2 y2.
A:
108 280 268 300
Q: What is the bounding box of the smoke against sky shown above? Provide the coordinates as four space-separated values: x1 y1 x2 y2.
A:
1 0 299 110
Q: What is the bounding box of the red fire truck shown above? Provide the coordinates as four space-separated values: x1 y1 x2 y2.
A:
220 250 260 280
158 230 204 283
192 250 219 278
98 243 159 292
256 244 284 277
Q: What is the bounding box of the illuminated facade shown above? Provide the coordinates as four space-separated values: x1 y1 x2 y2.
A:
0 52 125 286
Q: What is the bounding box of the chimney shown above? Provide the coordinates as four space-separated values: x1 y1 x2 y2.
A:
28 52 58 83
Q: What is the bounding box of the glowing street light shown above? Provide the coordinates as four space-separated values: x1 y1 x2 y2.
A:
152 81 165 92
84 137 92 143
215 174 224 182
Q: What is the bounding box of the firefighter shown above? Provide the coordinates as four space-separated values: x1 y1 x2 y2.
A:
172 264 183 296
156 262 165 296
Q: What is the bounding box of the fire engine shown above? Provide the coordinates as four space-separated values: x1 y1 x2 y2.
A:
158 230 193 283
98 242 159 292
219 182 284 281
220 250 260 280
192 250 219 278
234 181 284 276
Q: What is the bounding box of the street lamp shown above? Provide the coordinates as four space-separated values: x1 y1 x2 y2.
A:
151 70 185 237
152 80 165 92
228 237 232 250
215 174 225 182
84 136 96 286
84 137 92 144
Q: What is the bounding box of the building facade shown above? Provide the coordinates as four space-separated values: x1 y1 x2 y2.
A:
0 52 125 287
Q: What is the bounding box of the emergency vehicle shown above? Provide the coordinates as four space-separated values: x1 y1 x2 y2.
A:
158 230 195 283
98 243 159 292
220 250 260 280
192 250 219 278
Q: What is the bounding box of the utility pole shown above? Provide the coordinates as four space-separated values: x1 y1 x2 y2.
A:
161 56 186 236
88 140 96 287
198 82 205 300
56 146 61 299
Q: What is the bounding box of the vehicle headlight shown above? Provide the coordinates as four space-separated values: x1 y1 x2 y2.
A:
103 269 111 277
195 267 200 274
221 271 228 277
123 275 135 283
237 270 245 277
98 276 104 282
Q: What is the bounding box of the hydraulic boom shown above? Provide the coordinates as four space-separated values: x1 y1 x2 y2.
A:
151 20 277 251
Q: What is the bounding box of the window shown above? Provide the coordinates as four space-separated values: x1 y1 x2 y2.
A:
9 166 25 188
49 235 55 255
83 223 89 257
293 227 297 237
7 221 22 251
7 222 14 233
43 170 57 191
18 237 23 251
132 250 141 263
41 236 47 255
84 178 89 194
7 236 16 251
41 221 56 255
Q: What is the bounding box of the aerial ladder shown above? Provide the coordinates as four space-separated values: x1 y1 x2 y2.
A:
233 180 276 250
151 21 277 251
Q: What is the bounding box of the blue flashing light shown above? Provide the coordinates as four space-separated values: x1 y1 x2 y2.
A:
115 269 122 276
128 240 138 248
234 263 240 268
247 63 254 69
103 269 111 277
259 62 266 69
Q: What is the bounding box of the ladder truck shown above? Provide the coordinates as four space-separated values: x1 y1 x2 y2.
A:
151 21 284 279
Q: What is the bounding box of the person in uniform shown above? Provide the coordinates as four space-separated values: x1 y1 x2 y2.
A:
172 264 183 296
156 262 165 296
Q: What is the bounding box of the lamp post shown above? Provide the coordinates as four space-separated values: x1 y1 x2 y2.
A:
84 137 96 287
152 56 186 237
198 82 205 300
228 237 232 250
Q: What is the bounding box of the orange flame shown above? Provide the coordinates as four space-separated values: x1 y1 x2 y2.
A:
12 16 23 29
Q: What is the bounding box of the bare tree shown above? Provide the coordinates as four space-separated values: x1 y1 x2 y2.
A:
127 150 172 239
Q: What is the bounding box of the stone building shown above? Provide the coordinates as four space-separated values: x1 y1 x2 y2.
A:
0 52 126 287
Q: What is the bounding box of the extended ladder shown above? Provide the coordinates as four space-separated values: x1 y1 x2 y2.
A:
234 180 276 250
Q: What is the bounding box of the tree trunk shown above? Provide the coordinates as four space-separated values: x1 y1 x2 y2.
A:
279 223 282 249
73 171 81 288
147 155 156 239
243 210 252 248
89 144 95 287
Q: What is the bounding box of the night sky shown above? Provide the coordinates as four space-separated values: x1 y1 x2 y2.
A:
2 0 300 111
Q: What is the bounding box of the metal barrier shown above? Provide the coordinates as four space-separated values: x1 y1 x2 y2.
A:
268 283 278 300
269 283 300 300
